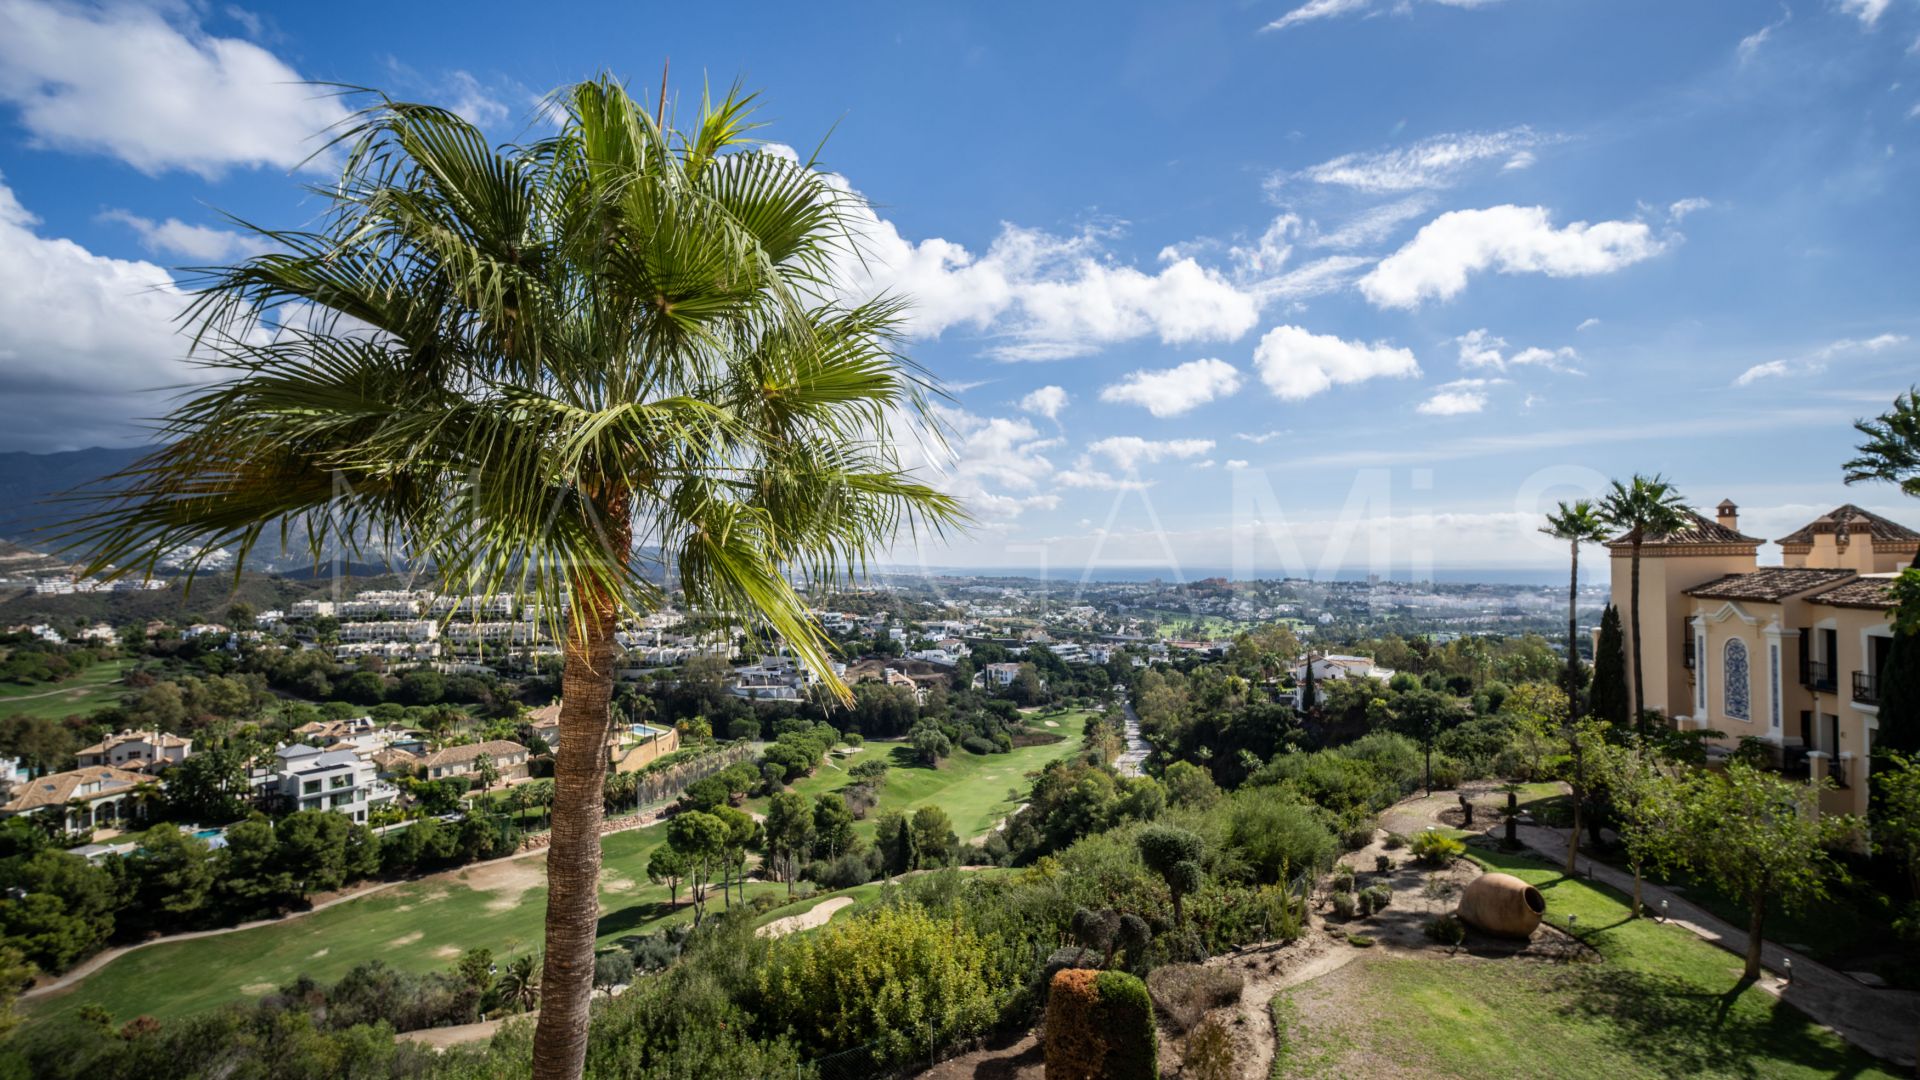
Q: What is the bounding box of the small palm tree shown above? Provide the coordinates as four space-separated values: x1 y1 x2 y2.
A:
498 952 542 1013
1541 500 1610 707
57 77 962 1080
1600 475 1689 736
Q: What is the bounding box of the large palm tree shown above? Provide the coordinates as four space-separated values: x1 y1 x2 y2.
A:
1540 500 1609 702
57 77 961 1080
1599 475 1689 737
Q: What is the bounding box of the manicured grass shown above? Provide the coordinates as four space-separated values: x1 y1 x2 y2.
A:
25 716 1087 1025
24 820 744 1025
0 659 131 721
749 709 1092 842
1270 844 1901 1079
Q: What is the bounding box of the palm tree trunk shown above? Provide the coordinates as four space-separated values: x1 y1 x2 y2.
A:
1566 539 1581 713
531 543 625 1080
1629 537 1646 737
1566 780 1582 874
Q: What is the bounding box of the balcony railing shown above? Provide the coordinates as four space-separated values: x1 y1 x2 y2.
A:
1802 660 1836 692
1852 670 1879 706
1682 636 1695 670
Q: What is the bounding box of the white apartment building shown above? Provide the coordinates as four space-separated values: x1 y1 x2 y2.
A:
338 620 438 643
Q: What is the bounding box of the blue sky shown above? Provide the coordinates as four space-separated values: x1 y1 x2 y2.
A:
1 0 1917 576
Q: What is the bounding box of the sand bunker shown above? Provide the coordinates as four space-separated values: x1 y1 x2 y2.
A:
756 896 855 938
462 855 549 913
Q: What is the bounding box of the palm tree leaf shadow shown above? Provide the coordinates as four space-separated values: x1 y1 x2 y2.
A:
1551 966 1874 1078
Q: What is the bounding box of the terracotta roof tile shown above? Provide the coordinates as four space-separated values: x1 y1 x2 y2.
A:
0 766 148 813
1774 504 1920 546
1685 568 1857 602
1607 509 1762 549
1806 576 1899 610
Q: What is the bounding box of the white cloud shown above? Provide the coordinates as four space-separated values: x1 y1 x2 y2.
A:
1304 196 1435 250
1839 0 1891 28
1738 6 1792 61
0 175 201 448
1099 358 1243 417
0 0 350 177
1274 127 1557 194
1417 378 1493 415
1236 429 1290 444
1224 459 1251 470
1359 205 1667 309
1018 385 1069 420
1252 324 1420 400
833 201 1262 360
1734 332 1910 385
443 71 508 127
1265 0 1506 32
1190 459 1217 469
1252 255 1373 303
1227 214 1299 277
1454 328 1580 372
1502 150 1536 171
1055 467 1150 491
898 404 1063 520
1576 317 1601 332
1668 197 1713 221
1086 436 1215 471
98 209 272 262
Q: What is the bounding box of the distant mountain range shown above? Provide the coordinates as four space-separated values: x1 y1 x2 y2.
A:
0 446 146 544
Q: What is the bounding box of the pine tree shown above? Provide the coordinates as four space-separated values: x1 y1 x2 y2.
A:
1591 605 1630 727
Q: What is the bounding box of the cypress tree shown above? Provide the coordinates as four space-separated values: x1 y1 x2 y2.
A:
1879 625 1920 755
1591 604 1630 727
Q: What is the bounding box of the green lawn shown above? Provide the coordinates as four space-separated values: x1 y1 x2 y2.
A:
1271 844 1901 1079
0 659 131 721
24 716 1087 1025
748 709 1091 842
1478 782 1915 986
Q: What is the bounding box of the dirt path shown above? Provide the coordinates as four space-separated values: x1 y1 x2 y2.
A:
756 895 855 938
396 1011 534 1050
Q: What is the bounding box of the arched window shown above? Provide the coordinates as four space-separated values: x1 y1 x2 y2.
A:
1723 638 1751 722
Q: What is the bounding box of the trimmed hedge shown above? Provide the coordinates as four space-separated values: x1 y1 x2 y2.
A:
1044 968 1157 1080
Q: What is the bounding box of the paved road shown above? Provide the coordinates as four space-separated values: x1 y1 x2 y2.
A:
1114 696 1148 777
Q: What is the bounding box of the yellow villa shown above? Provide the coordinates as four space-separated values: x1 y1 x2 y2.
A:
1609 501 1916 819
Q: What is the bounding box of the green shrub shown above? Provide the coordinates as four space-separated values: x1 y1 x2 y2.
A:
1423 914 1467 946
1330 864 1356 892
1429 755 1465 791
1347 933 1376 948
758 902 998 1063
1329 891 1358 918
1044 969 1156 1080
1409 830 1464 866
1224 792 1336 884
1383 832 1407 850
1374 854 1392 873
1338 815 1378 851
1362 883 1392 912
1094 969 1157 1080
